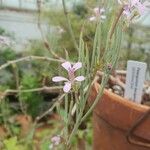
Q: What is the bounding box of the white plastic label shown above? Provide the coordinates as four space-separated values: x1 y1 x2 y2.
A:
124 60 147 103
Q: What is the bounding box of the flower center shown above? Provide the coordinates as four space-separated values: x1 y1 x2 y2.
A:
68 67 75 82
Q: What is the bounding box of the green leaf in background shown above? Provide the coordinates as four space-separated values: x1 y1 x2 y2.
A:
3 136 18 150
19 73 43 118
40 140 51 150
3 136 29 150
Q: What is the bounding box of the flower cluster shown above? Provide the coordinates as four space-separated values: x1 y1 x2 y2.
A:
89 7 106 22
52 61 85 93
49 135 61 149
118 0 150 18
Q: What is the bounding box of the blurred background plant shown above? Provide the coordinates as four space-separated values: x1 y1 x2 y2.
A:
119 25 150 78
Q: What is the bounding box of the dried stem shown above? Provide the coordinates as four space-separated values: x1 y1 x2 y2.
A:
11 64 19 89
62 0 79 52
109 7 124 39
96 71 125 89
2 86 62 97
35 93 65 122
0 55 63 71
36 0 65 60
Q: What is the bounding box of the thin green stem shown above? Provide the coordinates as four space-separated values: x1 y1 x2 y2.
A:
68 98 73 125
67 111 82 145
64 94 69 140
81 74 109 123
75 92 79 121
67 78 95 145
67 71 110 145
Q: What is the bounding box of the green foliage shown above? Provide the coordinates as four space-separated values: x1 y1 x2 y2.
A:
19 74 43 118
40 140 50 150
0 48 17 87
0 100 21 137
3 137 19 150
0 48 17 65
3 137 28 150
72 2 88 18
0 70 13 88
26 40 50 57
0 99 12 124
58 108 68 124
69 121 92 149
0 27 5 35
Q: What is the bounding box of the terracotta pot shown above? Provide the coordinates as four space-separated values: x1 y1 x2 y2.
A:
0 126 7 140
89 83 150 150
15 115 32 137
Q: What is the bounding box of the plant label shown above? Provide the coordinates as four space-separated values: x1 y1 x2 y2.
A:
124 60 147 103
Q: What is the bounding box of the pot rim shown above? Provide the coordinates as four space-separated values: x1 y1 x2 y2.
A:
91 82 150 141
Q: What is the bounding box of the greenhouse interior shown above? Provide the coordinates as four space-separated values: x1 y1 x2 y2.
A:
0 0 150 150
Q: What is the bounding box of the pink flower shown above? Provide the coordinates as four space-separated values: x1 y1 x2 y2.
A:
118 0 149 17
134 0 149 15
51 135 61 145
89 7 106 22
93 7 105 16
49 135 61 149
52 62 85 93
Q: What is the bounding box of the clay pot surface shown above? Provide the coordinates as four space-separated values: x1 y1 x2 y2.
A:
15 115 32 137
89 83 150 150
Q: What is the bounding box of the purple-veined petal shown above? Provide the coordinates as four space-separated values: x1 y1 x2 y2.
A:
52 76 68 82
137 1 150 14
63 82 71 93
123 10 130 17
75 76 85 82
100 8 105 13
123 5 131 17
93 7 100 16
136 2 146 15
73 62 82 71
61 61 71 71
131 0 138 7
